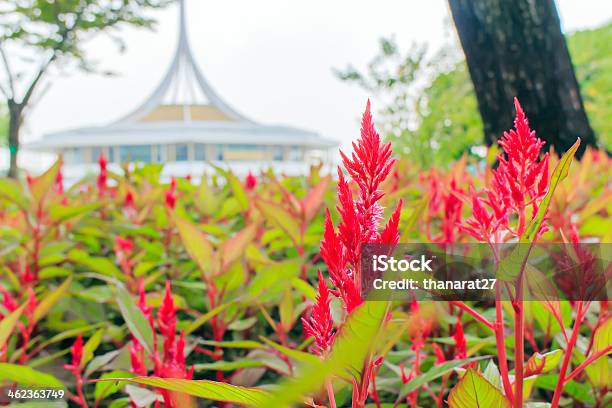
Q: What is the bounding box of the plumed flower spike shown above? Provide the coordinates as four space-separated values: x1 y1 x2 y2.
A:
158 281 177 359
97 154 108 195
245 171 257 190
64 335 83 373
461 98 550 240
339 99 396 241
453 317 466 360
341 100 395 206
301 270 335 355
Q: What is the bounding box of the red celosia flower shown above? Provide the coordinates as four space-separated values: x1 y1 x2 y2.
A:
317 100 403 316
302 270 335 355
461 98 549 241
165 177 177 209
54 166 64 195
97 154 108 196
114 236 133 254
124 190 135 209
64 335 83 373
129 337 147 376
137 279 152 319
432 343 446 365
320 209 362 313
245 171 257 190
303 101 403 406
0 287 17 316
25 287 37 318
158 281 177 359
453 317 467 360
22 264 35 285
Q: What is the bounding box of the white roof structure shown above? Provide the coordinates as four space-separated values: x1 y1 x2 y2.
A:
28 0 336 177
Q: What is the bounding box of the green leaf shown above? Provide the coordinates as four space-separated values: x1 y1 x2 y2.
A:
220 224 256 271
84 350 121 378
227 171 249 211
448 368 511 408
0 178 29 208
583 316 612 387
397 356 489 401
198 340 264 349
115 285 154 355
81 329 105 369
185 303 231 335
29 159 61 206
255 301 395 407
101 377 270 406
302 175 330 222
174 216 215 277
400 197 427 242
0 363 63 388
94 370 134 402
0 304 26 349
522 138 581 243
49 203 100 223
193 360 265 372
255 199 301 245
68 250 124 280
32 277 72 324
482 360 501 390
525 349 562 376
259 337 320 366
535 374 595 404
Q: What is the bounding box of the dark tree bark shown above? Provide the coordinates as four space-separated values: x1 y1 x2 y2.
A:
448 0 596 157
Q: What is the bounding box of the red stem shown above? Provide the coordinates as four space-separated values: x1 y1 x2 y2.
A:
450 301 494 330
564 345 612 383
513 300 524 408
550 301 584 408
494 287 514 401
326 379 337 408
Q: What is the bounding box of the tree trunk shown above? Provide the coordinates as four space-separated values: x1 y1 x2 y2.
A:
7 101 22 179
448 0 596 157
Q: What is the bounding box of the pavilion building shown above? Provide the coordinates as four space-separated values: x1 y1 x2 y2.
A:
28 0 336 179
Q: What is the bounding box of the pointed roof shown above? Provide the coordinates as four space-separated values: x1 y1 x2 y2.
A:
28 0 337 152
116 0 251 124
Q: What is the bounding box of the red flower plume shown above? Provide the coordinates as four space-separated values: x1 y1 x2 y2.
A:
245 171 257 190
302 270 335 354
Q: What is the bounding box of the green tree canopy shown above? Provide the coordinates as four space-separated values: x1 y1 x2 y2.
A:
337 22 611 167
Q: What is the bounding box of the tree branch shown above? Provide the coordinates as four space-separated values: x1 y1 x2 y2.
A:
20 4 87 107
0 45 15 98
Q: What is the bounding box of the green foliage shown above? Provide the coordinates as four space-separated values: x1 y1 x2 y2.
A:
448 368 511 408
0 144 609 406
338 23 612 167
567 23 612 149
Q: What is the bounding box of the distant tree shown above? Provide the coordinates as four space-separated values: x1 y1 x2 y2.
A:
336 37 482 168
0 0 173 178
448 0 597 157
337 23 611 167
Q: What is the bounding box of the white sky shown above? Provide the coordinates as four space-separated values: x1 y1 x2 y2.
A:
11 0 612 155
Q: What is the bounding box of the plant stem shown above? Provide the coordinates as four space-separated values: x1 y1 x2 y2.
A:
494 285 514 401
326 379 337 408
551 301 584 408
450 301 494 330
513 300 524 408
564 345 612 382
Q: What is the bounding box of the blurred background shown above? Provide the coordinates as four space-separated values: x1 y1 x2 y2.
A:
0 0 610 177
